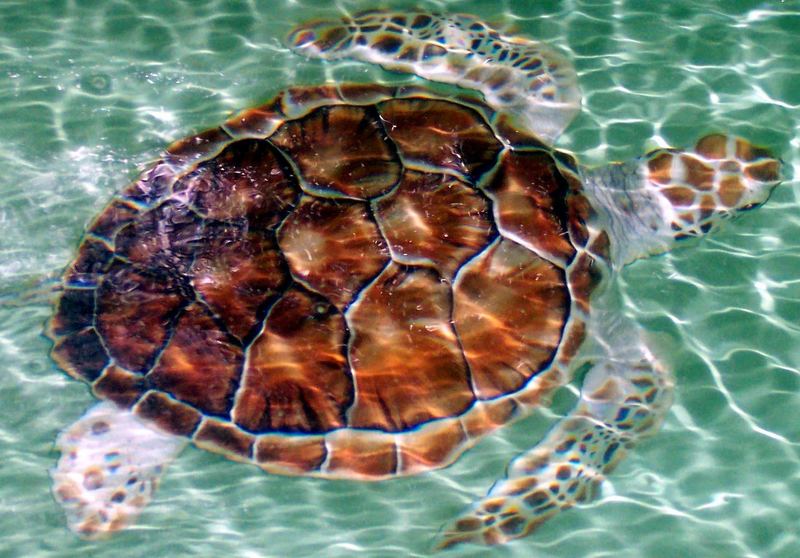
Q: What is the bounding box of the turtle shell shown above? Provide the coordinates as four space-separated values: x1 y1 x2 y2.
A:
48 84 606 479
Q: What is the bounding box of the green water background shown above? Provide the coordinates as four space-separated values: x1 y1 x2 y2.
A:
1 0 799 556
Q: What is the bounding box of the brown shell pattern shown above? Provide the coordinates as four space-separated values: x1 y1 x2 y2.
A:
49 84 596 478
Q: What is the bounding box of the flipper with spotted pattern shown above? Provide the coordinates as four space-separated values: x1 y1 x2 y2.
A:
437 314 673 548
52 401 186 538
288 10 581 143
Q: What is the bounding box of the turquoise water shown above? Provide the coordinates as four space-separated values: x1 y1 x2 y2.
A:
1 0 799 556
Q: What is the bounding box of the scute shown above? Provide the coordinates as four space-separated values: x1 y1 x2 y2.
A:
50 288 95 337
95 263 185 374
173 138 298 227
270 104 401 199
377 98 502 181
51 327 109 382
483 149 575 264
92 366 147 407
347 263 474 431
234 286 352 433
191 226 286 341
277 196 390 310
373 170 494 278
147 303 243 417
48 85 595 476
64 238 114 287
453 237 569 399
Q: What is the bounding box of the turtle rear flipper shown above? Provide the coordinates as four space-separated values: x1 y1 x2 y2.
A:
52 401 186 538
288 10 581 142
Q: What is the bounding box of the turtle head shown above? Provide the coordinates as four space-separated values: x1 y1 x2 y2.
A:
581 134 782 266
643 134 782 239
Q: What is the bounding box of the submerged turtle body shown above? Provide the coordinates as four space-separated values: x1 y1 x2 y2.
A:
46 9 782 548
49 84 601 479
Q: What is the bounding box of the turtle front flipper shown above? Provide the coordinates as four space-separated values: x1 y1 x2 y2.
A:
52 401 187 538
288 10 581 142
437 314 673 549
582 134 782 266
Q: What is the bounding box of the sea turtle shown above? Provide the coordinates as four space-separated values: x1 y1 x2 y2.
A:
46 9 782 548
